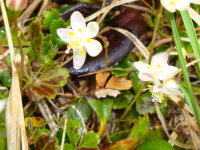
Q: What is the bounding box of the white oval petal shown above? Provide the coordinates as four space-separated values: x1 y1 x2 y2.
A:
86 22 99 38
57 28 74 43
85 39 102 56
71 11 86 32
134 61 150 73
190 0 200 4
73 48 86 69
175 0 190 11
160 0 176 12
138 72 156 82
158 66 178 80
151 52 169 66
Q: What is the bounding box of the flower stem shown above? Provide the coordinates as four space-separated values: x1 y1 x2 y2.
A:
165 11 200 129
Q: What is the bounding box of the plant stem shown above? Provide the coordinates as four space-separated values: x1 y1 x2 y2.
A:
166 11 200 129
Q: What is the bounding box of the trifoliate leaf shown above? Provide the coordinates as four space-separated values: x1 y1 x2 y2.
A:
64 143 76 150
112 62 131 77
79 131 100 148
88 99 113 121
66 98 92 123
43 9 60 29
137 139 174 150
113 90 134 109
66 119 83 147
35 133 58 150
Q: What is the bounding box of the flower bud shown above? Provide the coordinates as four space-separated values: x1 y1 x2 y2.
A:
13 54 28 69
6 0 28 12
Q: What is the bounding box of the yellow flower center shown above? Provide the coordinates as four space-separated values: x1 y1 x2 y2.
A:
68 32 74 36
169 0 178 5
86 38 91 43
79 49 84 55
71 37 82 48
78 28 83 33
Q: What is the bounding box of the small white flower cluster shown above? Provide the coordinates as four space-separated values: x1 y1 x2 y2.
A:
160 0 200 13
134 52 183 103
57 11 102 69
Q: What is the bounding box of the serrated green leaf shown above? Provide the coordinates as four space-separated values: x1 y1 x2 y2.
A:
112 62 131 77
66 119 83 147
63 143 76 150
136 93 165 115
66 99 91 123
31 84 57 99
136 139 174 150
88 99 113 121
129 70 143 93
43 9 60 29
29 21 44 51
79 131 100 148
113 90 134 109
0 71 12 87
50 19 68 46
35 133 58 150
40 68 69 87
0 27 27 46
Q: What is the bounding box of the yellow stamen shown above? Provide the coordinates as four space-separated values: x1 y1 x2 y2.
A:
86 38 91 43
68 32 74 36
79 49 84 55
78 29 83 33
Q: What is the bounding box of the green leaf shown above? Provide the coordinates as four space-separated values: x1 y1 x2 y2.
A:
30 68 69 99
129 70 143 93
79 131 100 148
35 133 58 150
40 68 69 87
63 143 76 150
0 71 12 87
112 62 131 77
43 9 60 29
50 19 68 46
31 84 57 99
66 119 83 147
0 27 27 46
0 136 7 150
66 99 92 123
136 93 165 115
128 115 150 139
29 21 44 51
113 90 134 109
88 99 113 121
137 139 174 150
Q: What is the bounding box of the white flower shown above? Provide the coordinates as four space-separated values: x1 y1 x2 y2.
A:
150 79 183 103
134 52 178 82
57 11 102 69
160 0 200 13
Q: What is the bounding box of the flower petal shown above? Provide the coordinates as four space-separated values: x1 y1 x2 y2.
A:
138 72 158 83
86 22 99 38
73 48 86 69
158 66 178 80
190 0 200 4
175 0 190 11
134 61 150 73
151 52 169 66
71 11 86 32
57 28 73 43
160 0 176 12
85 39 102 56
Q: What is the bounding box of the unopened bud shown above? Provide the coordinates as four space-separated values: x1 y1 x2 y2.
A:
13 54 28 69
6 0 28 12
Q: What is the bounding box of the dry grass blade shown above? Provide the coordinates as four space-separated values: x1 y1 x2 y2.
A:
108 27 150 59
0 0 28 149
85 0 138 22
154 101 194 149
